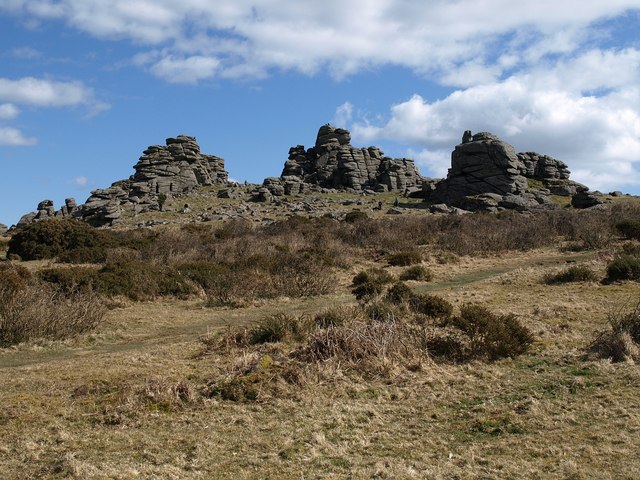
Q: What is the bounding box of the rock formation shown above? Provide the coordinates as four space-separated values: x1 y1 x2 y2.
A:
0 223 7 235
15 198 80 228
78 135 228 226
261 125 423 198
426 131 593 212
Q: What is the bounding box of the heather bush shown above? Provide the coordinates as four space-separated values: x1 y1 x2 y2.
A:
410 294 454 320
344 210 369 223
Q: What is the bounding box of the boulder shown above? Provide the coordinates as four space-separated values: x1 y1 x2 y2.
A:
0 223 7 234
571 190 604 209
428 132 528 205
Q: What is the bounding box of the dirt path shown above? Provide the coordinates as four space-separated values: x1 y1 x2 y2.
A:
0 250 595 370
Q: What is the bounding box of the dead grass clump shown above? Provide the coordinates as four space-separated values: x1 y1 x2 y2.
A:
296 320 428 369
314 305 363 328
543 265 599 284
248 313 313 345
589 301 640 362
0 272 105 347
399 265 433 281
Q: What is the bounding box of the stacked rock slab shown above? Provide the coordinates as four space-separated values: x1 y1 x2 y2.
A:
427 131 592 212
270 125 423 195
79 135 228 226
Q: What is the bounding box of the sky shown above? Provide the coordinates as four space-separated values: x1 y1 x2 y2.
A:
1 0 639 226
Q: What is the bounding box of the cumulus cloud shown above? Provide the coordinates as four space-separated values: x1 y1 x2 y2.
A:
348 48 640 192
150 55 220 84
2 1 639 81
0 104 19 120
0 77 96 107
0 77 108 147
0 127 36 146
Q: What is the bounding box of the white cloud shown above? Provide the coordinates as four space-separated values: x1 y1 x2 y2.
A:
0 127 36 146
0 77 109 148
0 77 96 107
2 1 639 80
0 103 19 120
149 55 220 84
349 48 640 192
333 102 354 127
11 46 42 59
71 176 88 187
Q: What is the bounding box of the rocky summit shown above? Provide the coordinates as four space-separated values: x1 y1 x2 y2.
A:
259 125 423 198
80 135 228 226
425 131 589 213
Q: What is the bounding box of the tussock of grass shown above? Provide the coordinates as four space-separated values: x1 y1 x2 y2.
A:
589 301 640 362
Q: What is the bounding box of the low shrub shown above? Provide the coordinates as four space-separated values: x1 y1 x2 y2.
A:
543 265 599 284
616 219 640 240
606 255 640 282
387 250 422 266
448 303 534 360
589 302 640 362
621 242 640 257
400 265 433 281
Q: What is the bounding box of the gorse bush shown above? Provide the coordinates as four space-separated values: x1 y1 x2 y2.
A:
606 255 640 282
400 265 433 281
447 303 534 360
387 250 422 266
544 265 599 284
8 219 107 261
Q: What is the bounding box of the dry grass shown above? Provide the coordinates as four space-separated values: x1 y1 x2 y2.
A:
3 202 640 478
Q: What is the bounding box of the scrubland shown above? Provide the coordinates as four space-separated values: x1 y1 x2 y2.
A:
1 199 640 479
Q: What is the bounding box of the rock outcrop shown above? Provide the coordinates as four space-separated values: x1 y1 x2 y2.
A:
262 125 423 198
78 135 229 226
0 223 7 235
426 131 593 212
15 198 80 228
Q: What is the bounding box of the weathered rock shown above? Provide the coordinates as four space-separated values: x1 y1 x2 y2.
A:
0 223 7 234
278 125 423 193
571 190 604 209
428 132 528 206
16 212 36 228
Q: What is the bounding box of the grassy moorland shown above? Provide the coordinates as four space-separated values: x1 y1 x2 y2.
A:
1 197 640 479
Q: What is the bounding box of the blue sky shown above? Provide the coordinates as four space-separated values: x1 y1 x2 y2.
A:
1 1 639 226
